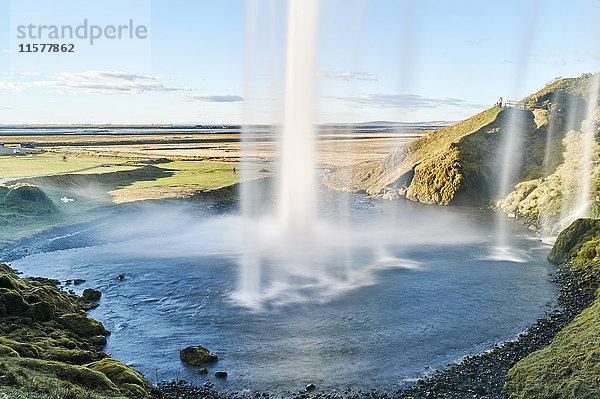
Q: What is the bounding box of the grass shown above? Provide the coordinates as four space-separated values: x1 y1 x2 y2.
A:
323 106 506 203
109 160 272 202
117 161 243 190
506 218 600 398
0 153 137 179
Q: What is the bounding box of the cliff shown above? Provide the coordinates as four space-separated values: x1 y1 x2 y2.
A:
324 74 598 207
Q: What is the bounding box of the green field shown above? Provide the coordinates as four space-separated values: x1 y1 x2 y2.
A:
0 153 137 179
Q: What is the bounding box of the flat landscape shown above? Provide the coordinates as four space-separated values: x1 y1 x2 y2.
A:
0 124 442 203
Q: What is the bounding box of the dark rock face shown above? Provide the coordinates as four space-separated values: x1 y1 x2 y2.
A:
82 288 102 301
180 345 218 366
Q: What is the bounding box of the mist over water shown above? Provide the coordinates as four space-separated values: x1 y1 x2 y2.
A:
4 197 558 393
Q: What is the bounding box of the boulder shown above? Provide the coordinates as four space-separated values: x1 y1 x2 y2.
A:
86 358 153 398
214 371 227 378
58 314 109 337
0 289 29 316
180 345 218 366
82 289 102 301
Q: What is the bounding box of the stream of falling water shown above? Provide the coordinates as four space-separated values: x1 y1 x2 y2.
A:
575 73 600 216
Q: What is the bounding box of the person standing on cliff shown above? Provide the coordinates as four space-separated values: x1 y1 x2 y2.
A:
497 97 503 107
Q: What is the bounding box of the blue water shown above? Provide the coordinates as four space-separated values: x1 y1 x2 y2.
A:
1 196 557 395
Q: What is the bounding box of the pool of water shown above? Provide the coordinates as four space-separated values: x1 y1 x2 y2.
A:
1 194 558 395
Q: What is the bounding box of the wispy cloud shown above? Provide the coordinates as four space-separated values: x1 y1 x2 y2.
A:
0 71 191 95
0 106 15 110
317 70 378 81
181 94 244 103
1 49 12 53
468 37 488 46
334 93 486 109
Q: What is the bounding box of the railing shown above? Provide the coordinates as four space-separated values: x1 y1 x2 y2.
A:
504 100 525 110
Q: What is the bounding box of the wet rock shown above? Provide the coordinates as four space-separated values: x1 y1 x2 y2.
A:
198 367 209 375
58 313 110 337
306 383 316 391
117 274 126 281
180 345 218 366
214 371 227 378
73 279 86 285
82 288 102 301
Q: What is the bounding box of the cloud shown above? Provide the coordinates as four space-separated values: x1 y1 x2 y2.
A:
334 93 486 109
1 49 12 53
0 70 191 94
317 70 378 81
180 94 243 103
468 37 489 46
0 106 15 110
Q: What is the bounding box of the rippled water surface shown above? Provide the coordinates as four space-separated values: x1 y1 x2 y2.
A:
2 194 558 394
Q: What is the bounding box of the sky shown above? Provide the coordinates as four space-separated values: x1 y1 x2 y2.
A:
0 0 599 124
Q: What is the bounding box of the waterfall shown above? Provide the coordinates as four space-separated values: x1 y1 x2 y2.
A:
278 0 319 234
575 73 600 217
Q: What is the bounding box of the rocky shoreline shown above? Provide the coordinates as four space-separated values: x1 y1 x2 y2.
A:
0 262 152 399
150 263 591 399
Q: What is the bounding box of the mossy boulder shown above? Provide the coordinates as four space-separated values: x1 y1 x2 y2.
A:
83 288 102 301
87 358 153 398
180 345 218 366
548 218 600 271
58 313 110 337
0 288 30 316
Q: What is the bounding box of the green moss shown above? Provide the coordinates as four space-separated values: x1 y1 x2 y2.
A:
507 218 600 398
548 218 600 268
0 344 20 358
86 358 152 398
0 357 127 399
58 314 109 338
0 263 151 398
506 295 600 398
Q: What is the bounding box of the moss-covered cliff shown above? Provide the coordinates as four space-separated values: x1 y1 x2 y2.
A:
324 73 599 207
501 74 600 231
323 106 543 205
0 263 152 398
506 218 600 398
